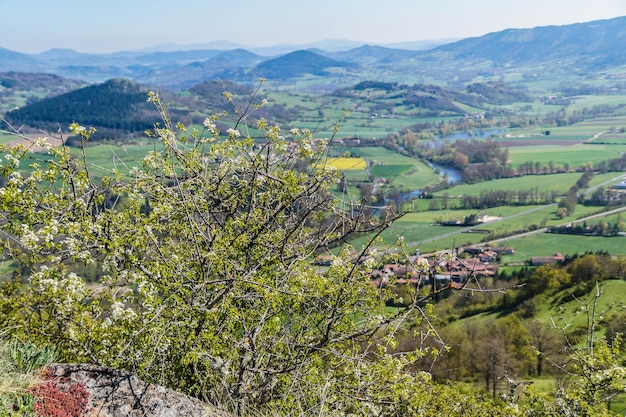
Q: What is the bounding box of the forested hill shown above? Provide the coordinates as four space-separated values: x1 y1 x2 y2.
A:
251 50 355 79
4 77 531 136
332 81 532 113
3 78 182 140
424 15 626 69
188 79 253 108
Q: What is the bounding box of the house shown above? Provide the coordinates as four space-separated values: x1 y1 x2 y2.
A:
478 250 498 262
382 264 421 280
463 246 515 256
611 180 626 190
463 247 485 256
530 253 565 266
368 263 423 287
369 269 391 287
441 219 462 226
445 258 497 280
343 138 361 146
490 247 515 255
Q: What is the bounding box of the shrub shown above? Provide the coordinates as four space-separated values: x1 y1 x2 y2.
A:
0 89 436 415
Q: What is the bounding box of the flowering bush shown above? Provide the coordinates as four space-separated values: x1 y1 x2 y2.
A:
0 89 430 415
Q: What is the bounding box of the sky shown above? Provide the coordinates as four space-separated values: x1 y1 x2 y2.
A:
2 0 626 54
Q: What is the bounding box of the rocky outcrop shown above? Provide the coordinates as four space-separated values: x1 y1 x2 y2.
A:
46 363 232 417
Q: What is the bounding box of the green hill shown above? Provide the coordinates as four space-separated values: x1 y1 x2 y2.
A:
252 50 354 79
3 78 188 140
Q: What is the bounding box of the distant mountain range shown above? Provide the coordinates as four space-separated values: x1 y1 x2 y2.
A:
1 16 626 89
422 16 626 68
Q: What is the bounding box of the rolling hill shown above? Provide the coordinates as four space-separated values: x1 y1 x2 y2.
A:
136 49 263 88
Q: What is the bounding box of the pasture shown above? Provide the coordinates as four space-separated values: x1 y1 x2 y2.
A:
3 126 625 262
349 147 442 190
495 114 626 144
508 144 626 168
500 233 626 262
434 172 625 200
433 173 584 198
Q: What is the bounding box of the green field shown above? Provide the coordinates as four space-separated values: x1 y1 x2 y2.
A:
434 173 583 197
500 233 626 262
0 133 16 145
508 144 626 168
349 147 442 190
495 114 626 143
432 172 624 201
6 133 626 263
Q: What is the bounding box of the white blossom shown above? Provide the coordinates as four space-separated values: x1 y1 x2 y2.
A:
203 118 216 130
226 128 240 138
8 171 22 186
414 258 430 274
35 137 51 149
111 300 137 321
20 224 39 250
5 154 19 168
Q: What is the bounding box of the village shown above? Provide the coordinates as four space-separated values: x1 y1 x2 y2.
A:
316 245 567 292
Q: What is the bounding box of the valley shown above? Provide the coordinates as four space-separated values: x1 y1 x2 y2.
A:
3 15 626 415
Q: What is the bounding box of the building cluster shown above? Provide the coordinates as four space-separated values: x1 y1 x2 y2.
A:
364 246 515 289
315 244 570 291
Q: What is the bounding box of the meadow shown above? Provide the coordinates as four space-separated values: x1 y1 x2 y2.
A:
499 233 626 262
343 146 442 190
64 138 626 263
508 144 626 168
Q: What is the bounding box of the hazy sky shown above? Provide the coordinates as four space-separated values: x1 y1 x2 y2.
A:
2 0 626 53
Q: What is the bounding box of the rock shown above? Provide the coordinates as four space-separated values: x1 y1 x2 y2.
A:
46 363 232 417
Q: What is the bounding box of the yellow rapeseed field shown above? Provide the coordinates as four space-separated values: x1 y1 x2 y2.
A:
326 157 367 170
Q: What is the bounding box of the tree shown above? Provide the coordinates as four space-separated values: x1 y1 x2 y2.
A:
525 264 571 297
527 320 563 377
0 90 443 415
616 212 624 233
452 150 469 169
474 321 520 396
567 254 606 283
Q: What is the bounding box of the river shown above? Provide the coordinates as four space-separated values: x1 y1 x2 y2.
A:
428 162 463 184
421 128 506 184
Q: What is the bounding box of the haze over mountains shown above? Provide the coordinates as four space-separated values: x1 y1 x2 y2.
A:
1 15 626 89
